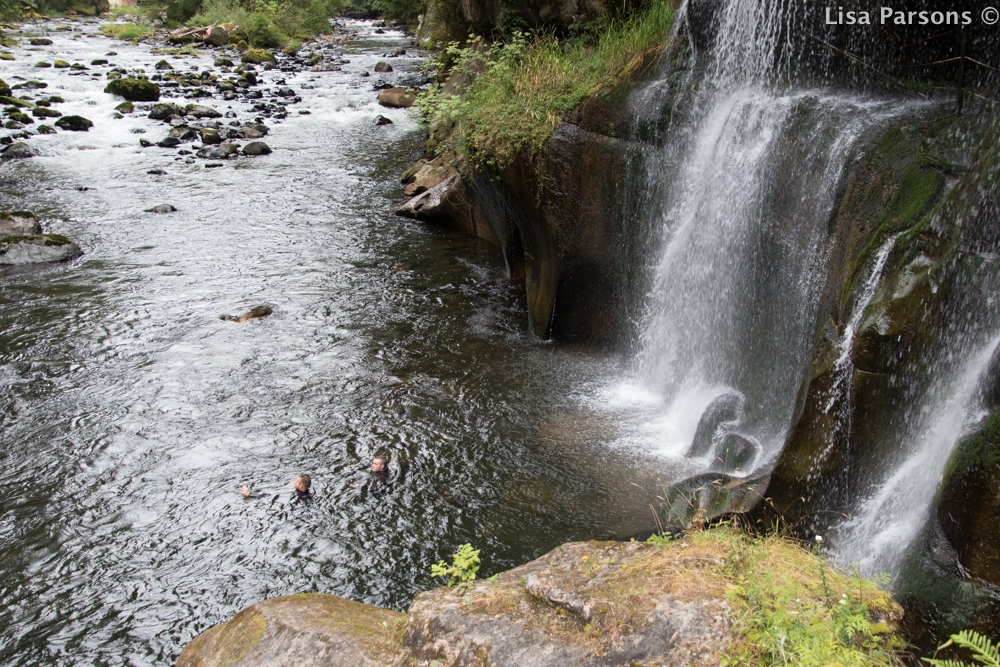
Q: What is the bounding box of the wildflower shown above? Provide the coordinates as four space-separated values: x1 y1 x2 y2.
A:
815 535 823 543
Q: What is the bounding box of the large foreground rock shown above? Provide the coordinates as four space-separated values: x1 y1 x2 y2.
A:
404 541 733 667
0 234 83 265
178 541 737 667
176 594 406 667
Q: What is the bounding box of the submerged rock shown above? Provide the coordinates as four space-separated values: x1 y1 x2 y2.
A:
220 305 272 322
373 114 392 126
1 142 35 160
144 204 176 213
373 61 392 72
0 234 83 265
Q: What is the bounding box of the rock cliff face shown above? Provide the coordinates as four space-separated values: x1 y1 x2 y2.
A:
398 90 638 342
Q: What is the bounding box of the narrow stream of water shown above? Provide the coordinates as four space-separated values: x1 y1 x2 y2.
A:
0 19 681 667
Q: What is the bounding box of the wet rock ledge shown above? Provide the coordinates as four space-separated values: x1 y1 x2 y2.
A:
177 531 903 667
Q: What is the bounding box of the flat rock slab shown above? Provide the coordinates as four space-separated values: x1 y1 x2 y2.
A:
177 593 406 667
404 541 734 667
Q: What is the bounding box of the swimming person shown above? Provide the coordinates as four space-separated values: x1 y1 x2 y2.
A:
241 473 312 500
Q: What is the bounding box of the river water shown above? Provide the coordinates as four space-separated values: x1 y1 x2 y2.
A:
0 18 683 667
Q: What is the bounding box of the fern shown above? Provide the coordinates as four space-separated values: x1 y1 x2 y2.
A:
925 630 1000 667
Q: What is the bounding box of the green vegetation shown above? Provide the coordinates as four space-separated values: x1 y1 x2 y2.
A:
100 22 154 39
170 0 343 47
925 630 1000 667
416 0 672 172
722 529 905 666
430 543 481 592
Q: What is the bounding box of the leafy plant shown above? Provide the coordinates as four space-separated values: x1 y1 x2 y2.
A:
431 543 481 592
925 630 1000 667
646 532 672 548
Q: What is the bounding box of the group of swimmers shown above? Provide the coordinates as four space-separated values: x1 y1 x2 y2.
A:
240 455 390 499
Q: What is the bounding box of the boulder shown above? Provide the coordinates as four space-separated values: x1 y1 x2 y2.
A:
0 78 9 97
148 103 182 120
241 49 276 65
35 61 52 68
144 204 176 213
204 25 229 47
0 234 83 265
154 59 173 70
0 211 42 236
214 57 234 67
115 101 134 113
29 38 53 45
218 142 241 156
104 77 160 102
2 143 37 162
37 125 56 134
185 103 222 119
374 115 392 126
373 61 392 72
0 95 32 108
167 126 198 142
157 137 181 147
199 128 222 144
31 107 61 118
376 87 416 108
53 60 70 68
241 141 270 156
237 124 268 139
176 594 406 667
8 112 33 125
196 146 227 159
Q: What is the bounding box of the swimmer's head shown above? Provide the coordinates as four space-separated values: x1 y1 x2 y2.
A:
371 456 387 472
294 474 311 492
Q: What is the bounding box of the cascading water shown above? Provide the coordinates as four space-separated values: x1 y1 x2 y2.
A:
618 0 916 477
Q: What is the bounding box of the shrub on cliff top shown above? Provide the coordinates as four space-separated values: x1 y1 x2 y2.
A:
416 0 673 172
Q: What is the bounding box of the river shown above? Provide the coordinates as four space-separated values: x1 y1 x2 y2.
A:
0 17 681 666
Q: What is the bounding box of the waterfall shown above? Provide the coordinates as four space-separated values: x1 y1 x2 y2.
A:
619 0 912 475
832 335 1000 576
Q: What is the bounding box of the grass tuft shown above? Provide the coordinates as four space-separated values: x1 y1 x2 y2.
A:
417 0 673 172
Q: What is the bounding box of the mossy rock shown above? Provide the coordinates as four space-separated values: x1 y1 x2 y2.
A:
0 95 26 108
53 59 70 68
114 100 134 113
104 77 160 101
154 59 173 70
29 37 53 46
55 115 93 131
0 54 14 61
70 63 87 70
35 60 52 68
31 106 61 118
177 594 406 667
48 95 65 103
13 80 47 90
240 49 276 65
937 407 1000 586
214 57 233 67
37 124 56 134
8 112 33 124
0 79 9 97
0 233 73 246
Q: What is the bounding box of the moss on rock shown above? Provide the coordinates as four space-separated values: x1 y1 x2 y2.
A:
104 77 160 102
240 49 276 65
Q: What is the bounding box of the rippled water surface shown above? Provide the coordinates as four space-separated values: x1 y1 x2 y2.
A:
0 18 682 667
